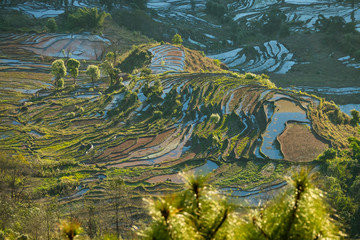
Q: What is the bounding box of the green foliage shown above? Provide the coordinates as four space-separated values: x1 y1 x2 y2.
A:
318 148 337 161
320 142 360 236
60 219 83 240
171 34 183 45
119 46 152 73
142 78 163 102
102 52 121 87
0 10 36 31
350 109 360 126
66 58 80 85
112 9 163 40
86 65 101 88
140 68 152 77
51 59 67 88
46 18 57 32
322 102 351 124
258 7 289 37
141 171 344 239
315 14 355 34
63 7 111 31
210 113 220 124
213 59 221 67
349 137 360 160
205 0 227 18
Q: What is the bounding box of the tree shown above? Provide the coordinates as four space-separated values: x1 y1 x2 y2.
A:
350 109 360 126
86 65 100 88
67 58 80 85
141 170 344 239
101 52 121 86
171 34 183 45
46 18 57 32
51 59 67 88
59 219 83 240
106 177 134 239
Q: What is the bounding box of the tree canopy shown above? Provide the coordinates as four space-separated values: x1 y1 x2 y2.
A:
51 59 67 88
67 58 80 85
86 65 101 88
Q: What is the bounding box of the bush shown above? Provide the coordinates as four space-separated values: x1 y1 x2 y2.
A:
210 113 220 123
63 7 110 31
205 0 227 18
258 7 288 37
119 46 153 73
318 148 337 161
350 109 360 126
140 68 152 77
46 18 57 32
213 59 221 67
245 72 256 79
315 14 355 34
153 110 163 119
171 33 183 45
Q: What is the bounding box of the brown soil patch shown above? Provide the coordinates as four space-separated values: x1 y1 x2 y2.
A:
277 123 329 162
276 99 305 113
160 152 196 167
107 160 151 168
145 128 177 148
166 51 183 56
183 47 222 72
122 136 154 154
97 139 137 159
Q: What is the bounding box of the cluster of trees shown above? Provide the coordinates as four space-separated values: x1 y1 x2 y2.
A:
0 151 136 239
62 7 110 31
50 58 101 89
318 136 360 236
205 0 228 18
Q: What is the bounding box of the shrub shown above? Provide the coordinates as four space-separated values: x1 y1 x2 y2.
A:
46 18 57 32
153 110 163 119
315 14 355 34
119 46 152 73
350 109 360 126
140 68 152 77
205 0 227 18
171 34 183 45
245 72 255 79
213 59 221 67
318 148 337 161
86 65 101 88
259 7 288 37
63 7 110 31
51 59 67 88
210 113 220 123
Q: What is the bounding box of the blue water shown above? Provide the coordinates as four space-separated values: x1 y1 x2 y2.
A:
261 111 309 160
193 160 219 175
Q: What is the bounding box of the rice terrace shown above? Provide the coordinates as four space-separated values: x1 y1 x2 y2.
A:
0 0 360 239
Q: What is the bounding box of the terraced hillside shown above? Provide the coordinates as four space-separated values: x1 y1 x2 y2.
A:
1 42 358 208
